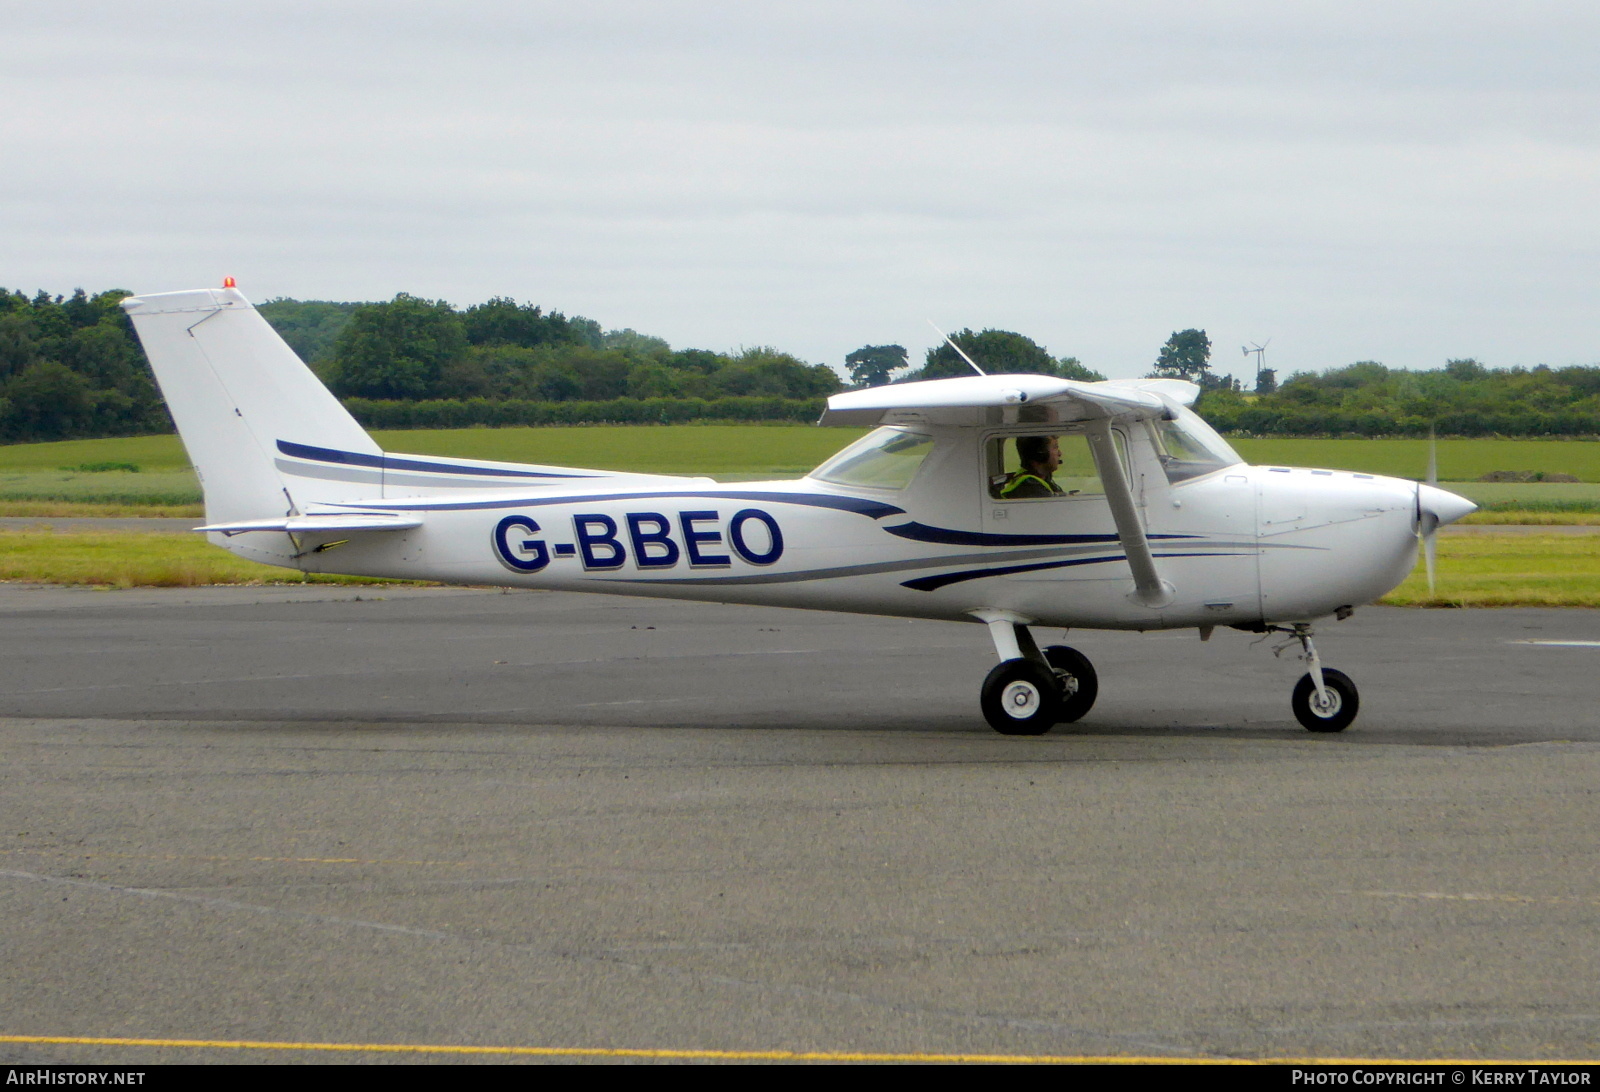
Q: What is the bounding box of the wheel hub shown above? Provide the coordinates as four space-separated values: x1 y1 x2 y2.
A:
1002 680 1042 718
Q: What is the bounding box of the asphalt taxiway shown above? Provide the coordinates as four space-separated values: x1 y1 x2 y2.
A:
1 585 1597 1062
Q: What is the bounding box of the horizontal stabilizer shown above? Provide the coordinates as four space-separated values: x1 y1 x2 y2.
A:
197 513 423 536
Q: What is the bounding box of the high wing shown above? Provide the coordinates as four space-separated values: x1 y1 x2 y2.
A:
821 374 1201 608
818 374 1198 428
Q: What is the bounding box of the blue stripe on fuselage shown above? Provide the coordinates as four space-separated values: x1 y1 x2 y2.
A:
277 440 598 479
328 490 907 519
881 521 1199 547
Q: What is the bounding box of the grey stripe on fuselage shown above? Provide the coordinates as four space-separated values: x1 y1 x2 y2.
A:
608 545 1108 586
607 538 1284 587
278 460 385 486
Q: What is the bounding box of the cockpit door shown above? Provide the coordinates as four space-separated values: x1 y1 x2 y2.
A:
980 430 1121 540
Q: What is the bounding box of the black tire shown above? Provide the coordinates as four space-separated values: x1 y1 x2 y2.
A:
1291 668 1359 732
1043 645 1098 724
980 659 1061 735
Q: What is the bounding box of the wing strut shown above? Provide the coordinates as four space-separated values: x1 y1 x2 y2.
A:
1085 419 1173 608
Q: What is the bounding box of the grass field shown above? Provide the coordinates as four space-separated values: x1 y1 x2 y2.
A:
0 425 864 480
1228 437 1600 482
0 426 862 512
0 435 196 472
0 530 403 588
1381 533 1600 607
0 468 206 508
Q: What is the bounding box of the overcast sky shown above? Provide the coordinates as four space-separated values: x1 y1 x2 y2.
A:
4 1 1598 380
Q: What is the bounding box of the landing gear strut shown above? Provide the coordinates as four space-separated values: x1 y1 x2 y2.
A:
1273 623 1360 732
974 613 1097 735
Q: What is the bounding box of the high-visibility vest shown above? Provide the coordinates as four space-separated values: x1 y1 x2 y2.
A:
999 472 1063 498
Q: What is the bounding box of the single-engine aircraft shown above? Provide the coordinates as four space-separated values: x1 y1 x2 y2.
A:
122 285 1477 734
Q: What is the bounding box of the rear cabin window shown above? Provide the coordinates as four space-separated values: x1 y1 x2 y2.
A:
985 433 1107 500
811 427 934 490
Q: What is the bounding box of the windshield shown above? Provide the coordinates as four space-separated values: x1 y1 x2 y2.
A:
810 427 934 489
1149 406 1244 484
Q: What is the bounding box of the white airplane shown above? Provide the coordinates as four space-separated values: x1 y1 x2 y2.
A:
122 285 1476 735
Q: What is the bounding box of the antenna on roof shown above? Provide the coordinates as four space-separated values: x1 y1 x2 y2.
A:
927 320 986 376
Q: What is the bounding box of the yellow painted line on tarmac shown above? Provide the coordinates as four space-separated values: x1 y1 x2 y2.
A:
3 1035 1596 1065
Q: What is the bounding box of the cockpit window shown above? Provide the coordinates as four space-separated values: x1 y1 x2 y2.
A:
811 427 934 489
985 433 1108 499
1149 406 1244 484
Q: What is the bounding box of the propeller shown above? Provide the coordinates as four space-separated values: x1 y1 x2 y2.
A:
1418 508 1440 596
1422 428 1439 594
1415 429 1478 597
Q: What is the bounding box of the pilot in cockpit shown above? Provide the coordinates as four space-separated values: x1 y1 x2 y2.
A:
999 435 1065 499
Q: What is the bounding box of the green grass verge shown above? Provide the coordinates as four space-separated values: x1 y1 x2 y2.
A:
0 531 415 588
0 425 861 479
1379 533 1600 607
1443 481 1600 505
0 469 205 507
0 501 205 518
0 435 196 471
1460 509 1600 525
1229 437 1600 482
0 426 863 503
371 424 863 478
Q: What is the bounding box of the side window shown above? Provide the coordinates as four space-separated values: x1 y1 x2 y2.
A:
812 427 935 489
985 433 1108 500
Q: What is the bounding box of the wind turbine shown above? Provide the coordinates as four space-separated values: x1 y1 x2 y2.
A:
1242 340 1271 390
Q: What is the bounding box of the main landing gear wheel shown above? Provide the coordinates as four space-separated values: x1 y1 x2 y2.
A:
981 659 1061 735
1043 645 1098 724
1291 668 1359 732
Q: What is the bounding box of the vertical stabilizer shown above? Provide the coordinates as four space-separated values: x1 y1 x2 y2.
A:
122 287 381 526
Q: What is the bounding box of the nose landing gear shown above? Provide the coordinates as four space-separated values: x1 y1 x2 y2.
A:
1274 623 1360 732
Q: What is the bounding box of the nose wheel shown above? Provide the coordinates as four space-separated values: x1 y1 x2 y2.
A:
1292 668 1358 732
1273 623 1360 733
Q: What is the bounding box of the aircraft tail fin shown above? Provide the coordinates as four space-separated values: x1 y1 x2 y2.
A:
121 287 382 526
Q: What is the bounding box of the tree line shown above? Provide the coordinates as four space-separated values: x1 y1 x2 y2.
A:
1150 329 1600 438
1 289 1596 443
0 288 168 443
